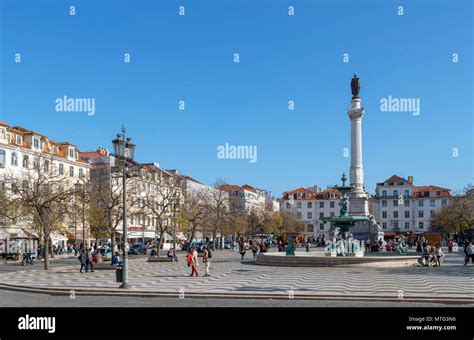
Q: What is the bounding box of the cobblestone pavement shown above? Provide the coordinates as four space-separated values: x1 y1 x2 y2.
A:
1 288 471 307
0 249 472 302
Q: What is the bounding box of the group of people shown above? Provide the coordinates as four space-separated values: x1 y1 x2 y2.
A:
186 246 212 277
238 239 269 260
78 247 98 273
419 243 446 267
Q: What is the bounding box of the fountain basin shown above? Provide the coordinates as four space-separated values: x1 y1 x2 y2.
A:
255 252 419 268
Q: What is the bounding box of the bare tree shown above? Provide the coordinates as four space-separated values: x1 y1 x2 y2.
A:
182 189 207 242
2 158 74 270
142 172 183 255
92 165 139 254
204 179 229 250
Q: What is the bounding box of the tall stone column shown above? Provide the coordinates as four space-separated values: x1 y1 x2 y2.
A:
348 97 365 195
347 75 369 216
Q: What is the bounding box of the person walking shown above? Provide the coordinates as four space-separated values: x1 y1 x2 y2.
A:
189 247 199 276
203 246 211 277
434 244 445 267
251 242 258 258
447 239 453 254
78 249 88 273
239 241 246 260
464 240 474 266
86 247 94 272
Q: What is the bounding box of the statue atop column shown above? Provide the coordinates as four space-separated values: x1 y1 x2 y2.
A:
351 74 360 98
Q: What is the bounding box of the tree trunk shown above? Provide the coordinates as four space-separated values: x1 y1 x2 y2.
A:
212 231 217 250
157 230 164 256
190 224 196 242
43 233 49 270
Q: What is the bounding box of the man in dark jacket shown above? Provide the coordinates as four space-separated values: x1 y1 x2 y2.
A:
79 249 88 273
86 247 94 272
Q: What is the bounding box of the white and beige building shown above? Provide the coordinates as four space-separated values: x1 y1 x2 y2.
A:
279 187 341 239
219 184 266 214
370 175 451 233
0 121 91 254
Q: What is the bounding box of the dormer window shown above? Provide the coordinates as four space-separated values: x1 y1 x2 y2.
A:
33 137 40 149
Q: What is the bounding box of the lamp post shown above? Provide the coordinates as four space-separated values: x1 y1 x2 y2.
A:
112 126 136 289
172 192 177 256
73 190 77 251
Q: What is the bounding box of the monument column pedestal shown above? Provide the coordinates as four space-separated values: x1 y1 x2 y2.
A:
347 95 370 216
345 74 384 243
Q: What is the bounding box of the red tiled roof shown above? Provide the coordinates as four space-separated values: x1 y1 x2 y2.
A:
241 184 257 193
316 188 340 199
413 186 451 198
414 185 451 192
1 121 88 164
220 184 258 193
281 188 317 200
79 151 101 159
377 175 412 186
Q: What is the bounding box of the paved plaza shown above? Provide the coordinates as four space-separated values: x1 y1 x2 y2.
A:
0 249 472 305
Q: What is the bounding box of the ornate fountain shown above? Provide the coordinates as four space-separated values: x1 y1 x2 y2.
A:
321 173 368 257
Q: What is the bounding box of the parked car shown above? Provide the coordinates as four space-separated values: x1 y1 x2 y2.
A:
128 243 147 255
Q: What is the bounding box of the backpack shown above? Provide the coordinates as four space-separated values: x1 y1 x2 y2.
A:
208 250 212 259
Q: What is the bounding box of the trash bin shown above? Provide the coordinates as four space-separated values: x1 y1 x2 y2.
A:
116 266 123 282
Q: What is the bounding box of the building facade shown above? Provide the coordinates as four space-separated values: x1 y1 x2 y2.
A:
219 184 266 214
370 175 451 233
81 147 187 248
279 187 341 239
0 121 91 255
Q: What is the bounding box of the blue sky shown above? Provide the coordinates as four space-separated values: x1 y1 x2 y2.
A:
1 0 472 196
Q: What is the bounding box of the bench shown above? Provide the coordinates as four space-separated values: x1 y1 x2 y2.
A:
147 256 173 262
92 262 117 270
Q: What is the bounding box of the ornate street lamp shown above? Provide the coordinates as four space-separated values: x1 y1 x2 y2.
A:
112 125 137 289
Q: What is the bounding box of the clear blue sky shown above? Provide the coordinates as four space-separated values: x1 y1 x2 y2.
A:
1 0 472 196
